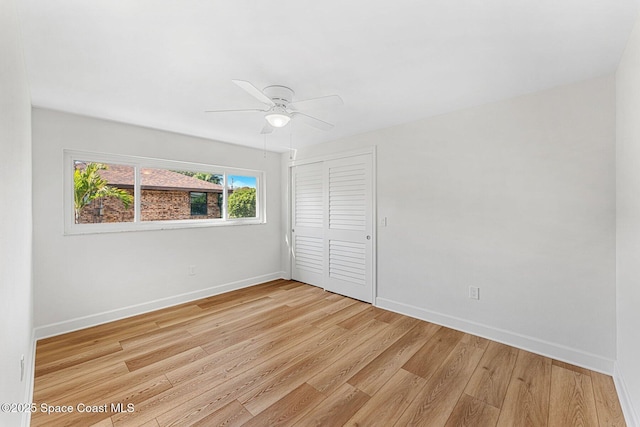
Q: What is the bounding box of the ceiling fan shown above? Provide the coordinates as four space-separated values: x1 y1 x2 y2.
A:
206 80 343 134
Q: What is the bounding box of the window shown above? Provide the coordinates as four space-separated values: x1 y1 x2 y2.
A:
65 151 264 234
190 192 207 216
227 175 257 219
139 168 223 221
73 161 135 224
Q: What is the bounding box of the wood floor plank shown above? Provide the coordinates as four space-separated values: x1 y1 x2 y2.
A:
36 348 205 411
34 361 130 402
553 359 593 377
324 291 346 301
496 349 552 427
32 280 626 427
189 400 253 427
239 319 389 415
137 324 354 426
444 393 501 427
35 341 124 377
116 350 291 426
124 335 201 372
177 289 273 313
274 284 326 306
549 365 599 427
345 368 427 427
35 314 165 361
374 308 407 324
347 321 440 396
88 418 114 427
464 340 519 409
140 305 204 329
36 329 205 392
307 316 421 394
194 300 330 356
240 382 325 427
32 375 173 427
276 280 306 290
197 287 272 313
165 321 331 387
338 306 384 329
302 382 370 426
184 297 284 336
153 305 227 330
119 327 192 351
115 329 317 423
35 324 136 364
311 299 370 329
402 325 464 380
320 295 358 315
36 318 157 352
194 282 286 311
199 283 282 302
394 334 489 427
591 371 627 426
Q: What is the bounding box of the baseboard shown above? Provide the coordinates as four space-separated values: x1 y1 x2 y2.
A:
614 362 640 427
34 272 285 340
22 329 36 427
376 297 615 375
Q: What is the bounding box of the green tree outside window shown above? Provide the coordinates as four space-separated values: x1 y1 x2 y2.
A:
227 187 256 218
74 162 133 223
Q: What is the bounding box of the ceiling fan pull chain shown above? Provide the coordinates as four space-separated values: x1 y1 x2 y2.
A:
289 120 294 160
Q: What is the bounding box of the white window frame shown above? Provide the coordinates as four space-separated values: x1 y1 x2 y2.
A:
64 150 265 235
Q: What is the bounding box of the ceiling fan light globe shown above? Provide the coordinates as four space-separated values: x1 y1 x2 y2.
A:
265 112 291 128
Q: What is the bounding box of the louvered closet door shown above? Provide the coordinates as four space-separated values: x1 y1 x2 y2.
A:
324 154 373 303
291 162 324 287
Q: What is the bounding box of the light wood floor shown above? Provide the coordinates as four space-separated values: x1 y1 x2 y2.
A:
32 279 626 426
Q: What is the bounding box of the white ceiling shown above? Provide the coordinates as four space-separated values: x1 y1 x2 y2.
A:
17 0 639 152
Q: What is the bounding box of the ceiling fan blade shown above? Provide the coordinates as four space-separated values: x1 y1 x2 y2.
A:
289 94 343 111
232 80 275 107
291 112 334 131
204 108 267 113
260 123 274 134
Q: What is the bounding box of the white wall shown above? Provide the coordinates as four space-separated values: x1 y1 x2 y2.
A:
0 0 34 425
287 76 617 373
616 10 640 426
32 109 283 335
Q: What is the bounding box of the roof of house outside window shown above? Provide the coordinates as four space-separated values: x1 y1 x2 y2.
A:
77 163 224 192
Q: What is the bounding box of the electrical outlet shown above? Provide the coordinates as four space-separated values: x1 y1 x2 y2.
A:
469 286 480 300
188 265 196 276
20 354 24 381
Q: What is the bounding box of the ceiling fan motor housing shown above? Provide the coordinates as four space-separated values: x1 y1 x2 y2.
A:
263 85 294 106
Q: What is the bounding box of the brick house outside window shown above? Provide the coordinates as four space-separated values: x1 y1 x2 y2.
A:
76 164 224 223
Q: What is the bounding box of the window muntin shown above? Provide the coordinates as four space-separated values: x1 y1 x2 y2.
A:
65 151 264 234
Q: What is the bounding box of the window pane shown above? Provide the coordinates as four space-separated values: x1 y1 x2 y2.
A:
227 175 257 218
190 192 207 216
74 161 135 224
140 168 223 221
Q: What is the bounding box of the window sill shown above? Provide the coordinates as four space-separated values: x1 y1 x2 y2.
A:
64 218 265 236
